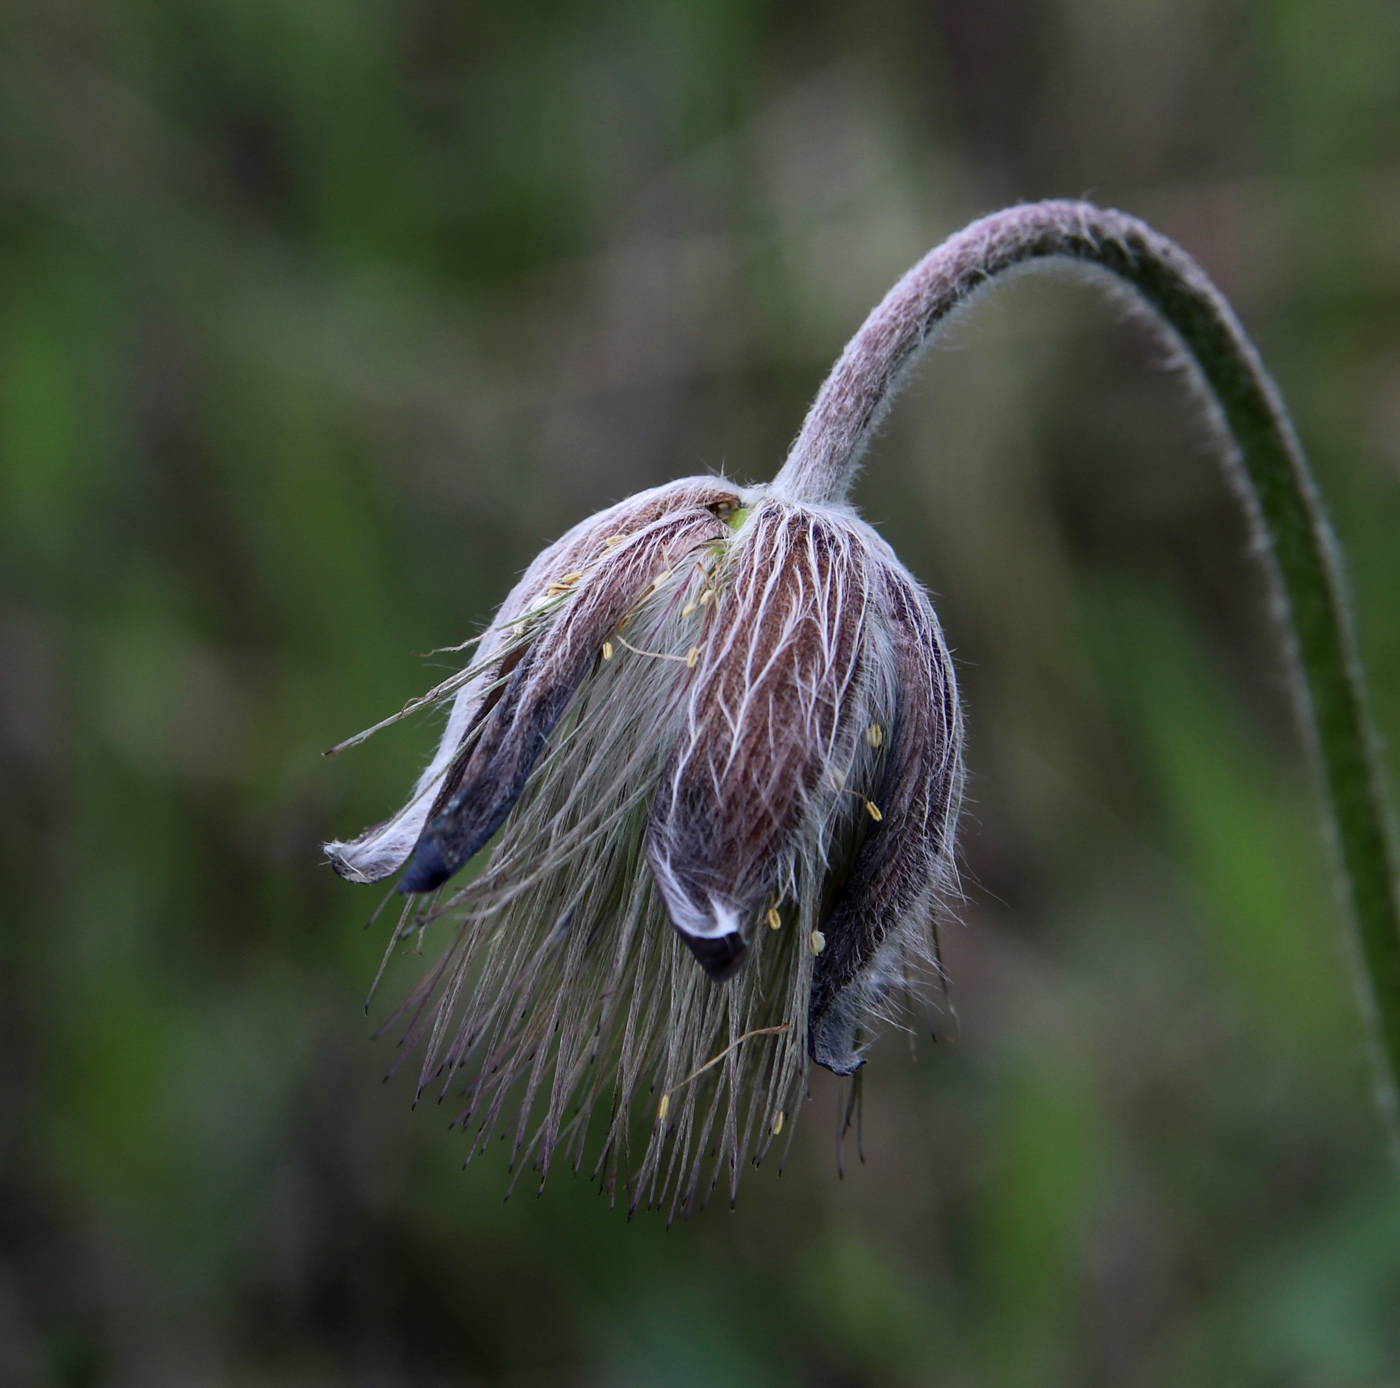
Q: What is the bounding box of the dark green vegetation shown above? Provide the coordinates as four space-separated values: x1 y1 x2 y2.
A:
3 1 1400 1384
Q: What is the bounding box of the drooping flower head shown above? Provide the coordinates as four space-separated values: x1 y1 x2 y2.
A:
326 474 962 1215
324 196 1400 1213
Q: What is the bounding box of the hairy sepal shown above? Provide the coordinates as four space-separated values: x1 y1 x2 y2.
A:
401 497 733 893
808 557 963 1073
647 500 869 979
324 478 737 885
373 538 812 1218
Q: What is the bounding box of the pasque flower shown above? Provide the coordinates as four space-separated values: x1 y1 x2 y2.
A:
328 199 1400 1207
326 476 963 1214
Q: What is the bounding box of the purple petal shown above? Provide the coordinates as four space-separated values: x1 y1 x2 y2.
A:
807 564 962 1073
647 503 868 979
402 502 733 893
325 477 738 884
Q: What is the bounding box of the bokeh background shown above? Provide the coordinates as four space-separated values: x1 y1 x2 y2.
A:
3 1 1400 1384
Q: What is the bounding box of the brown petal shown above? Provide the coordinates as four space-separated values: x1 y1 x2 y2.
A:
646 502 868 979
807 563 962 1073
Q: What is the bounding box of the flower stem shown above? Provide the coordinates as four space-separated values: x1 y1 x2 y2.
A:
774 199 1400 1160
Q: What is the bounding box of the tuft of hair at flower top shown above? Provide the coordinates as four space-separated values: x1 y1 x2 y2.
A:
323 475 964 1217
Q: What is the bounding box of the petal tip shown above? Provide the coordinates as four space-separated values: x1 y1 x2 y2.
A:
323 843 365 883
681 931 749 982
399 836 454 894
807 996 867 1075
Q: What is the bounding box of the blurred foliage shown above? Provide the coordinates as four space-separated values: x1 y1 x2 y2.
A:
2 0 1400 1384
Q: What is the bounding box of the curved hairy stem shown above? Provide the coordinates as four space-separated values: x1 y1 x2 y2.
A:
774 199 1400 1158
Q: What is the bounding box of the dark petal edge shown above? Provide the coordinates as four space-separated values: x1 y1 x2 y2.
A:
807 568 962 1073
682 932 750 983
401 509 728 894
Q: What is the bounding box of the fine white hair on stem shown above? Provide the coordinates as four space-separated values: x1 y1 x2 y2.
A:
774 201 1272 511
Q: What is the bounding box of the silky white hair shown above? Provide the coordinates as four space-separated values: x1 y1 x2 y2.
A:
325 477 963 1217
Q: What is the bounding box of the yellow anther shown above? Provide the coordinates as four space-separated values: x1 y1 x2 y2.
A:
810 929 826 956
682 602 697 617
867 723 883 748
651 569 673 592
685 646 700 669
865 800 883 822
772 1111 785 1136
512 622 526 637
602 641 614 660
605 534 626 547
832 769 847 790
699 589 714 607
766 906 781 931
657 1093 670 1124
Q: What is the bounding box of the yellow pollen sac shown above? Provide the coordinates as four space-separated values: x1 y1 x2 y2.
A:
699 589 714 607
766 906 781 930
867 723 883 748
810 929 826 956
651 569 672 592
865 800 883 822
772 1111 785 1136
602 641 614 660
681 602 697 617
657 1093 670 1124
604 534 625 547
685 646 701 669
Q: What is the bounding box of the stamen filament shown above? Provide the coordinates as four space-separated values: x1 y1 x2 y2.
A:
655 1023 791 1123
613 633 703 665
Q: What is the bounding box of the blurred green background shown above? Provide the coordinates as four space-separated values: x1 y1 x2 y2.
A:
3 1 1400 1384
